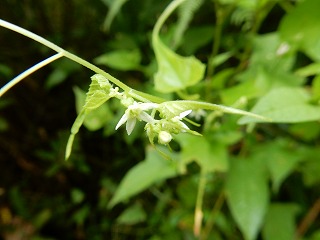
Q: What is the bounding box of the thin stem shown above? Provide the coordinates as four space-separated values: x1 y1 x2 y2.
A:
295 197 320 239
200 191 225 240
206 3 224 79
0 52 63 97
152 0 186 44
0 19 164 103
236 2 276 72
194 170 207 237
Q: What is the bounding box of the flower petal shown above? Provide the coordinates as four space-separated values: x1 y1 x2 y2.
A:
179 110 192 119
126 117 136 135
139 111 154 123
115 112 128 130
139 102 159 111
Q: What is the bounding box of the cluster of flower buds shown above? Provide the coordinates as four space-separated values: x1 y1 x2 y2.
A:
115 98 196 146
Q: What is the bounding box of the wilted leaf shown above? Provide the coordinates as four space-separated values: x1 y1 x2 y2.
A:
226 156 269 240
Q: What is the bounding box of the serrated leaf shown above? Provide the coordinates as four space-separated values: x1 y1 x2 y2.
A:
239 87 320 124
279 0 320 61
262 203 299 240
108 147 178 208
226 156 269 240
176 134 228 173
66 74 112 159
94 49 141 71
73 86 112 131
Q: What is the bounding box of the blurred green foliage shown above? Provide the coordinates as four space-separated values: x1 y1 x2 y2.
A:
1 0 320 239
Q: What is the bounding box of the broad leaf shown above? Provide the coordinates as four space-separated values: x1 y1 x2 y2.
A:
152 0 205 93
116 203 147 225
226 156 269 240
295 62 320 77
221 33 301 105
279 0 320 61
108 147 178 208
94 49 141 71
239 87 320 124
262 203 299 240
176 134 228 173
153 37 205 93
255 139 304 192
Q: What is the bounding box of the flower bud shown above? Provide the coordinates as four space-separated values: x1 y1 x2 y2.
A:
158 131 172 145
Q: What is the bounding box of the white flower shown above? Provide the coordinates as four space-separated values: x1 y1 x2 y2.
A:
115 102 158 135
171 110 192 131
158 131 172 145
189 109 206 121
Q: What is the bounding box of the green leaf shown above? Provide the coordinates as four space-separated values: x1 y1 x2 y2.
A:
152 0 205 93
73 86 112 131
256 139 304 192
116 203 147 225
66 74 112 159
239 87 320 124
295 62 320 77
226 156 269 240
45 58 80 89
153 38 205 93
102 0 130 31
279 0 320 61
312 75 320 101
180 26 213 55
176 134 228 173
94 49 141 71
71 188 85 204
262 203 299 240
301 149 320 187
108 147 178 208
221 33 301 105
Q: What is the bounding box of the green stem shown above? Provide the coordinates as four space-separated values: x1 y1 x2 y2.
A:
200 191 225 240
206 3 224 79
236 2 276 72
0 52 63 97
152 0 186 45
194 170 207 237
0 19 164 103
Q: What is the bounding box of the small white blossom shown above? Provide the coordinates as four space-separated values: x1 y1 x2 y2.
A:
158 131 172 145
171 110 192 131
115 102 158 135
189 109 206 121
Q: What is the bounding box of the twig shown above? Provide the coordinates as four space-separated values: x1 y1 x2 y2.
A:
296 197 320 239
